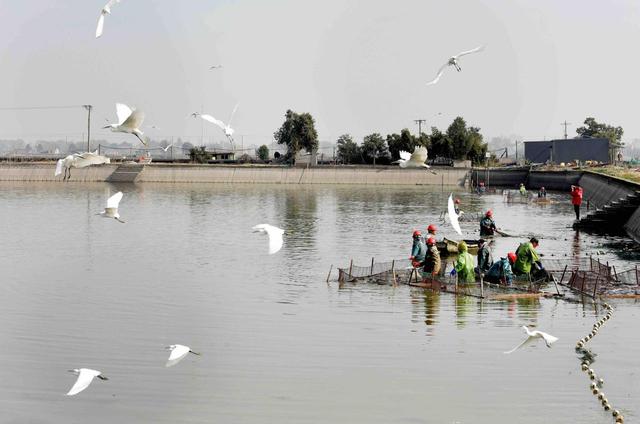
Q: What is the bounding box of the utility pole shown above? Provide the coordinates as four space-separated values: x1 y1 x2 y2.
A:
414 119 426 138
515 140 519 160
561 120 572 140
83 105 92 152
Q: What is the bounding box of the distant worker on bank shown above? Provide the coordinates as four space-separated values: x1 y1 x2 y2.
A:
451 241 475 283
476 239 494 275
513 237 547 280
410 230 427 268
479 210 497 236
484 252 517 285
538 186 547 198
519 183 527 196
571 184 583 220
421 237 441 278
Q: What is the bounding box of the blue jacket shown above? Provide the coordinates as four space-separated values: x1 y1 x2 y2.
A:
411 236 427 262
486 257 514 285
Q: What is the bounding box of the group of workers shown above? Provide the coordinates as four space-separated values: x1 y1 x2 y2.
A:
410 225 441 278
407 183 583 287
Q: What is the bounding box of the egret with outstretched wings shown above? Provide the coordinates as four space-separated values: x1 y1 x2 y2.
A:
427 45 485 85
95 0 121 38
104 103 146 145
504 326 558 354
66 368 108 396
252 224 284 254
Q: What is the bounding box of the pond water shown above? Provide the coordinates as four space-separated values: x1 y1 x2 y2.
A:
0 182 638 423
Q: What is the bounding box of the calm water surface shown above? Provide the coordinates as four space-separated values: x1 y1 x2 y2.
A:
0 182 638 423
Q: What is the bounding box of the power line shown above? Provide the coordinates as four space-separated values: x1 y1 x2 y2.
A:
0 105 87 111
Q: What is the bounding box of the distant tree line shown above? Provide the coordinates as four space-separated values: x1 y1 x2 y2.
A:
336 116 488 165
272 110 489 166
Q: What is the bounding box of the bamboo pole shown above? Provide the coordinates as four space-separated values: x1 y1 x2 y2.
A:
348 259 353 279
559 265 568 284
391 260 397 287
480 273 484 298
593 275 599 298
326 264 333 285
370 257 375 275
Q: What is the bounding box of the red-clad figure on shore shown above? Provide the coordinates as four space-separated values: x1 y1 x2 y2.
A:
571 185 583 220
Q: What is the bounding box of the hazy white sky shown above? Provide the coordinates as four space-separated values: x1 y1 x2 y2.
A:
1 0 640 147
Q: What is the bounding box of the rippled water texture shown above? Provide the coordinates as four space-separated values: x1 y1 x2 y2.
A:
0 182 638 423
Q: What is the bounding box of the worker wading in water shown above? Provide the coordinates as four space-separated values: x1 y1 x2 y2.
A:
451 241 475 283
479 210 496 236
410 230 427 268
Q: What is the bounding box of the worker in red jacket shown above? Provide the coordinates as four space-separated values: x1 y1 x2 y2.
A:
571 185 583 220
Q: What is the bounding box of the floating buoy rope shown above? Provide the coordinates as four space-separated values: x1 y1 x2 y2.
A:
575 302 624 423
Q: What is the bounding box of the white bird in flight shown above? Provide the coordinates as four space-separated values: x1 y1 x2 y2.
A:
447 194 462 236
66 368 108 396
165 344 201 367
191 104 239 144
55 151 110 181
104 103 147 145
426 45 485 85
392 146 430 168
95 0 121 38
252 224 284 255
209 65 223 70
504 326 558 354
97 191 125 223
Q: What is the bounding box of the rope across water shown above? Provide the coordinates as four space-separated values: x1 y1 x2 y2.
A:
575 302 624 423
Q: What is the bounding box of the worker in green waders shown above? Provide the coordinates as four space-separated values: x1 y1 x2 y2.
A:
513 237 548 281
450 241 475 283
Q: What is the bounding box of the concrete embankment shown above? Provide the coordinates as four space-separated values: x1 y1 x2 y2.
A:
472 166 640 242
0 162 470 186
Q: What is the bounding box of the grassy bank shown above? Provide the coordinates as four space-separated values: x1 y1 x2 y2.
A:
589 166 640 185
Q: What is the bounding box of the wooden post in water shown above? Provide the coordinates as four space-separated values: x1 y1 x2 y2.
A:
636 265 639 285
326 264 333 285
480 273 484 298
559 265 568 284
391 260 397 286
370 257 375 275
593 275 599 298
348 259 353 279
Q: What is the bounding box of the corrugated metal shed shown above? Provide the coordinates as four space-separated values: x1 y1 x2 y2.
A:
524 138 610 163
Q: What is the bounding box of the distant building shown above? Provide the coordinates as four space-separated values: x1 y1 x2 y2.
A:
524 138 610 164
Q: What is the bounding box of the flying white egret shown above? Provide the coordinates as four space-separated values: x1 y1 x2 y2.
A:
159 144 173 152
426 45 485 85
447 194 462 236
191 104 239 145
504 326 558 354
95 0 121 38
66 368 108 396
104 103 147 145
209 65 223 70
165 344 201 367
392 146 430 168
252 224 284 255
97 191 125 223
55 151 110 181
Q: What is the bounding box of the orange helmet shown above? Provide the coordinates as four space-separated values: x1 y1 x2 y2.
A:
427 224 437 233
486 210 493 217
413 230 421 237
427 237 436 246
507 252 517 264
